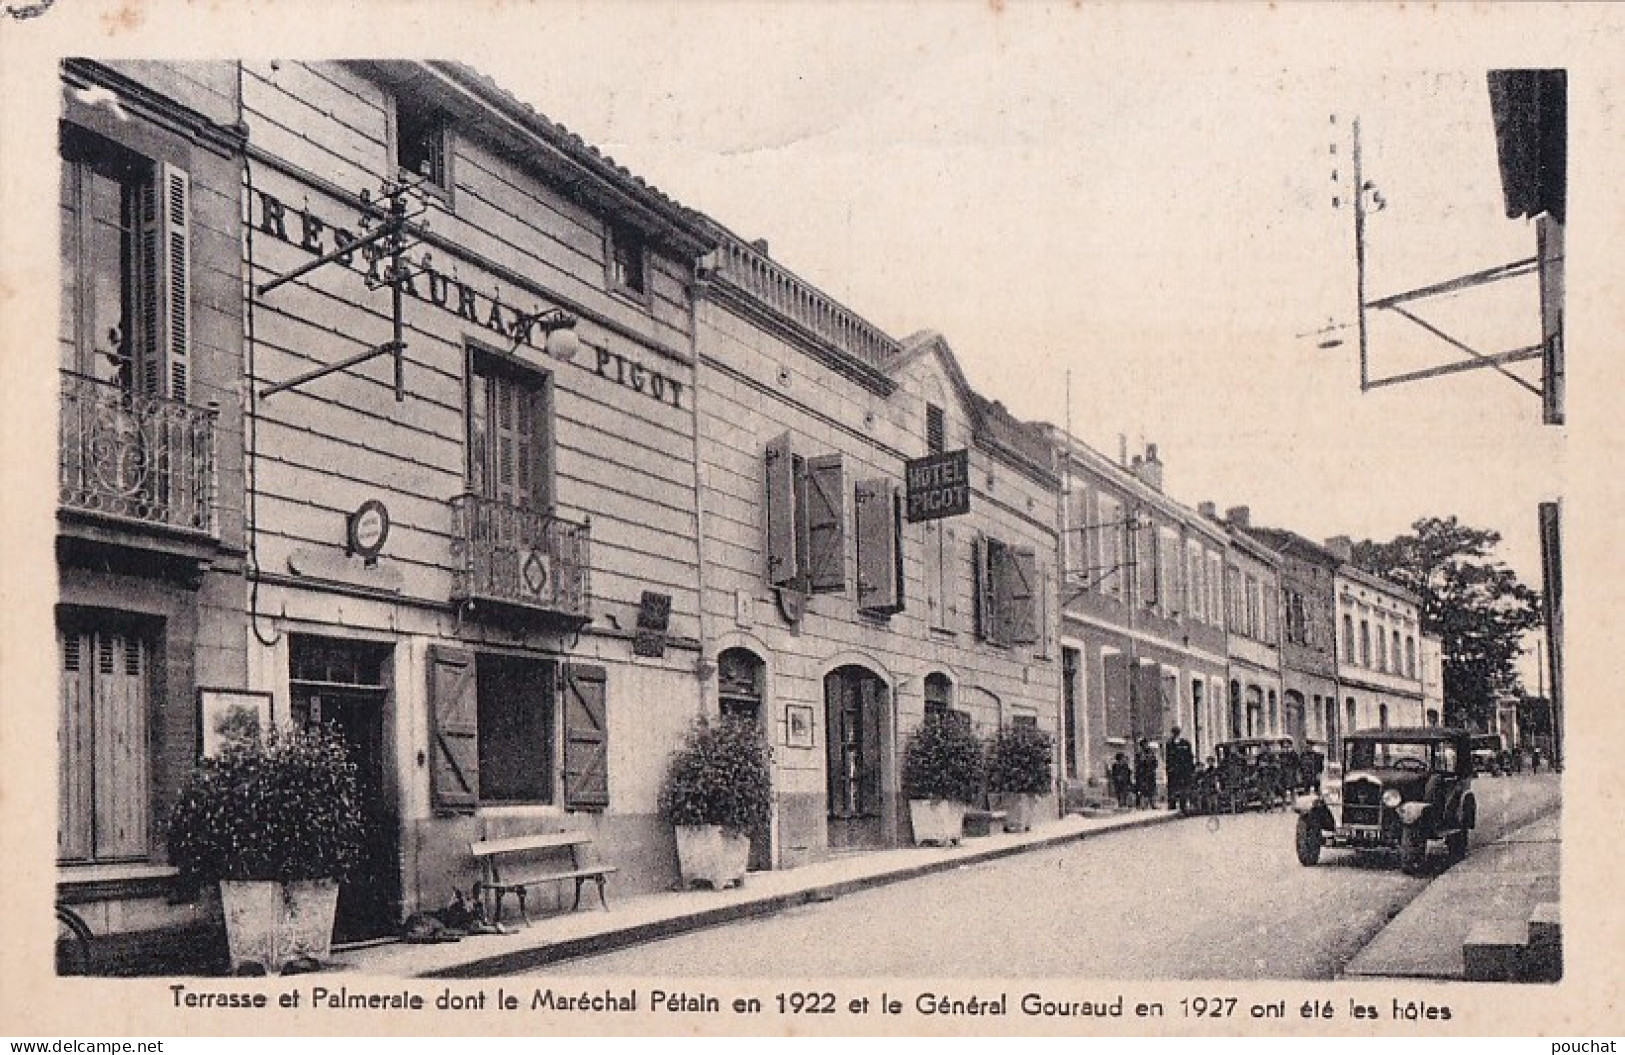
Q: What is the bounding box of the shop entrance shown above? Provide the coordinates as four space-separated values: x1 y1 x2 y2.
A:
824 665 889 851
289 636 398 943
717 648 771 871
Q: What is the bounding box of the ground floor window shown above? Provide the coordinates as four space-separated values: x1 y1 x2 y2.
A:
59 618 153 863
428 646 608 811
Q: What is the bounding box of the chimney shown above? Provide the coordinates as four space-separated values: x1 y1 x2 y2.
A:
1324 535 1354 562
1198 501 1218 520
1138 443 1164 492
1226 505 1251 529
751 238 770 257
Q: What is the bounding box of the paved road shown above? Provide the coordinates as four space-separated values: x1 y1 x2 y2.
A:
535 773 1561 979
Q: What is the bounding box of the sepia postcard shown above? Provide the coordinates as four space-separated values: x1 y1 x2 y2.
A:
1 0 1621 1038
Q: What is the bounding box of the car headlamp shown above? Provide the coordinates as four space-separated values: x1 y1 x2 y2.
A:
1397 801 1429 825
1381 788 1403 808
1322 784 1341 806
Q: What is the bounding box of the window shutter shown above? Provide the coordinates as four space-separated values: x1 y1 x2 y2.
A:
1035 566 1052 658
1103 651 1131 741
428 646 479 812
764 433 799 587
923 521 943 627
95 630 148 859
942 524 960 627
972 537 991 641
562 662 609 809
136 164 191 401
855 478 903 613
803 454 847 594
1006 545 1039 645
58 628 92 862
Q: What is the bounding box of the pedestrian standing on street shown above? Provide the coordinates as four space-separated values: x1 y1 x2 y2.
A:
1277 740 1300 804
1300 741 1325 792
1165 726 1195 812
1109 752 1133 808
1133 738 1158 809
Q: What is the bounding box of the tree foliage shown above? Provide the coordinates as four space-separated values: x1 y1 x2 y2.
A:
1351 516 1542 729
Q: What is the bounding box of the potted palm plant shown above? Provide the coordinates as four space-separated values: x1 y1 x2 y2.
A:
901 715 984 846
659 715 774 890
166 723 363 975
986 723 1054 832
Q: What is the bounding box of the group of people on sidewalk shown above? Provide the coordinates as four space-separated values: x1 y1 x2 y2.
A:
1108 729 1327 813
1108 728 1198 811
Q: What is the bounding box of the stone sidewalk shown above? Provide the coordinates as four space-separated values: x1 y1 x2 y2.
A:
1342 807 1561 981
332 807 1180 978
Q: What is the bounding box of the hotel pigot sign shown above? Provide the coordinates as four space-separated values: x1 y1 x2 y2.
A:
905 449 970 523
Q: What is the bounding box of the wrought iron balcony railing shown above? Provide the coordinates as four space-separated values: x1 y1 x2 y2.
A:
449 493 590 623
59 371 217 536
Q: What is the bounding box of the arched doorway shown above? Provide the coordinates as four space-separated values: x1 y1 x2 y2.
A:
1284 690 1305 747
824 665 890 851
717 647 771 870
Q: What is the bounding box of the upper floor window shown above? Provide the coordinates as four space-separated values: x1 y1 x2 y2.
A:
926 403 946 454
394 95 451 194
1343 613 1355 659
1360 620 1371 667
59 127 191 402
607 222 647 296
1406 635 1418 678
467 347 553 510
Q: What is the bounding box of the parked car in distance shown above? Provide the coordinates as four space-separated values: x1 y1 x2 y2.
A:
1470 733 1505 777
1293 727 1477 874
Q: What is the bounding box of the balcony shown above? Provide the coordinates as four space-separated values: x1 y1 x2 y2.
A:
449 493 591 626
59 371 217 537
711 238 901 374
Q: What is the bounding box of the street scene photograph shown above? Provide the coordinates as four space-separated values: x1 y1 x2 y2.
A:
8 6 1601 1023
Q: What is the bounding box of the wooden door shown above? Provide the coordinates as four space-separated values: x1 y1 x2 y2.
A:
825 668 885 851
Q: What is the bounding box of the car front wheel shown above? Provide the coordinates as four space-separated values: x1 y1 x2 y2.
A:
1295 815 1322 866
1399 826 1427 874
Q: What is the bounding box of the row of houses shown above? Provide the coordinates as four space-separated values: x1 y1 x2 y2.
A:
53 59 1441 945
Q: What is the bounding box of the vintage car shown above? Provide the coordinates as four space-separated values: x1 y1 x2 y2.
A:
1293 727 1476 874
1470 733 1505 777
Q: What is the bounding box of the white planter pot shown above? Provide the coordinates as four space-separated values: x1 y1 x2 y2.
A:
219 879 339 975
991 792 1043 833
674 825 751 890
908 799 966 846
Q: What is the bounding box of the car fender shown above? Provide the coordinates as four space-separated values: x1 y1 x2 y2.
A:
1300 801 1335 831
1460 792 1477 830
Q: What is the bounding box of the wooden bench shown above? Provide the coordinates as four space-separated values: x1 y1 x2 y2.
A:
469 832 617 925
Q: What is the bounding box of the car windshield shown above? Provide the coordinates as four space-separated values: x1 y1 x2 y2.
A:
1346 740 1452 771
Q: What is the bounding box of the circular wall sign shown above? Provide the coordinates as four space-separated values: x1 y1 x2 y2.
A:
347 499 391 559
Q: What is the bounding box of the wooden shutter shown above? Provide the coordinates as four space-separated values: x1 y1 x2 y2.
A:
764 433 799 587
136 164 190 401
95 630 149 859
972 536 990 640
1006 546 1039 645
562 663 609 808
858 677 882 815
942 524 959 627
855 478 902 614
1035 567 1052 658
1103 651 1131 740
58 628 93 862
803 454 847 594
428 646 479 812
1133 662 1163 741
